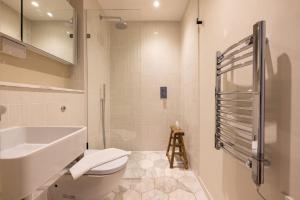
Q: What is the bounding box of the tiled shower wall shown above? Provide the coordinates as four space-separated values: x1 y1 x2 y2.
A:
110 22 181 151
0 88 85 129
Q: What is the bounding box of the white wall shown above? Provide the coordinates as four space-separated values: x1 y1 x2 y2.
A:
191 0 300 199
110 22 181 150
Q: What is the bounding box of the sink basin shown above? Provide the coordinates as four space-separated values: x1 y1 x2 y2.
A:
0 126 87 200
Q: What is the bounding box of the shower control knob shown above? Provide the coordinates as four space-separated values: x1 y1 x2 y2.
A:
246 160 252 168
61 106 66 112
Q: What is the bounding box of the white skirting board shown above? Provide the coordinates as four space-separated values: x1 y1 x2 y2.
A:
197 175 214 200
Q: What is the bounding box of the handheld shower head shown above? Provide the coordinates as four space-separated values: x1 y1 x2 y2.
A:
99 15 128 30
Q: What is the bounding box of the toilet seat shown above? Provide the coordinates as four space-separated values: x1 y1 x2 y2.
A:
84 149 128 175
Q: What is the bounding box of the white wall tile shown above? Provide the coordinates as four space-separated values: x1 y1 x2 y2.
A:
0 88 85 129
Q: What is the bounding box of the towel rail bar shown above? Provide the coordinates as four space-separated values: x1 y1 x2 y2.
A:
218 104 253 111
217 138 252 157
220 35 253 57
217 60 253 75
217 127 252 142
219 116 253 128
217 98 253 103
217 130 252 144
219 44 253 63
218 51 253 69
222 146 250 166
217 110 253 120
219 121 253 135
217 91 258 95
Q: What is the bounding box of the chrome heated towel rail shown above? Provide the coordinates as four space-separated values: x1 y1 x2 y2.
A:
215 21 269 186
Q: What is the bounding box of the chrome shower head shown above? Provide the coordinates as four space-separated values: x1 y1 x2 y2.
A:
115 19 128 29
99 15 128 30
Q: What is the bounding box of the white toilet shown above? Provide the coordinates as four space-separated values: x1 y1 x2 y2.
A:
48 149 128 200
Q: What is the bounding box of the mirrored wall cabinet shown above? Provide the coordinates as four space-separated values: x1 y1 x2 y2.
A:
0 0 76 65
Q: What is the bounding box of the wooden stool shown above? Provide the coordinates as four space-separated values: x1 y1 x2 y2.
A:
166 126 188 169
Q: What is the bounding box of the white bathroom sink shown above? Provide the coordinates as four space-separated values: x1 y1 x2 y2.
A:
0 126 87 200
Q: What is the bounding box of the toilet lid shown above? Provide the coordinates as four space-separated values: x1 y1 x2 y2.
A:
84 149 128 175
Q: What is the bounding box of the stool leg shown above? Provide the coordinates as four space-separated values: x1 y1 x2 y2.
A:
178 137 183 158
166 131 173 156
180 136 188 169
170 135 176 168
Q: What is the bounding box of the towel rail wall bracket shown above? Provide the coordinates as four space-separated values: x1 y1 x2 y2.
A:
215 21 270 186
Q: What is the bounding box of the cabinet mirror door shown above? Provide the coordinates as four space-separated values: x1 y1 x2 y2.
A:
0 0 22 40
22 0 76 64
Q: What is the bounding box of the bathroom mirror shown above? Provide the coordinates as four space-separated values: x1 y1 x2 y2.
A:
0 0 22 41
22 0 76 64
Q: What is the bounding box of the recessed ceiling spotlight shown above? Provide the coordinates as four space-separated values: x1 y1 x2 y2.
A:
153 0 160 8
31 1 39 7
47 12 53 17
154 31 159 35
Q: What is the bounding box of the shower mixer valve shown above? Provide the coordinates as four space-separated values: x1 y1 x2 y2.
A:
0 105 7 121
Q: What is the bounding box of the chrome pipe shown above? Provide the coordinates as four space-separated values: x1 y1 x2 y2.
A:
219 44 253 63
99 15 122 21
218 51 253 69
218 104 253 111
217 98 253 103
217 60 253 75
219 121 253 135
219 115 253 128
217 126 252 142
100 84 106 149
251 20 266 185
217 137 252 157
220 35 253 57
217 91 258 95
217 136 252 155
217 110 253 120
217 129 252 144
215 51 222 150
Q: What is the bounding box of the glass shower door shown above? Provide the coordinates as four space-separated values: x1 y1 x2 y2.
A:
86 9 142 150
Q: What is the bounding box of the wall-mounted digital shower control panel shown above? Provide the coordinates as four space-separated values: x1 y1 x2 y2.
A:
160 87 167 99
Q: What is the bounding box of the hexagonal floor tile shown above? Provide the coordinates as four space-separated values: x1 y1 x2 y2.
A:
169 189 196 200
133 178 155 193
154 159 169 169
155 176 178 193
123 167 146 179
139 159 154 169
123 190 141 200
142 189 168 200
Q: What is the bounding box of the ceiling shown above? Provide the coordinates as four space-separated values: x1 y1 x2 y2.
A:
97 0 189 21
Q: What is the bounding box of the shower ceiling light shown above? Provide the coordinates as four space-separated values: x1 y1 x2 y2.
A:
153 0 160 8
47 12 53 17
31 1 39 7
